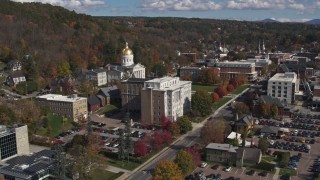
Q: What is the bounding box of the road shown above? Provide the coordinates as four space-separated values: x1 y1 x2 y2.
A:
129 128 201 180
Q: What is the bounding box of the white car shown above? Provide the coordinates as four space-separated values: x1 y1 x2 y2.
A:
224 166 232 172
200 162 208 168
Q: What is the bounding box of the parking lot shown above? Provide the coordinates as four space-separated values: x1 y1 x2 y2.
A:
192 164 275 180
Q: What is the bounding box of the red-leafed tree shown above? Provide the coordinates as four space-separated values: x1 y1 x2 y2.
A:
134 139 147 157
227 84 234 92
153 131 164 149
229 78 239 88
161 114 169 129
185 147 201 166
211 92 220 102
215 86 228 98
162 130 172 144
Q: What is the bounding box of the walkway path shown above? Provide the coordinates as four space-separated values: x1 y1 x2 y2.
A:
273 167 280 180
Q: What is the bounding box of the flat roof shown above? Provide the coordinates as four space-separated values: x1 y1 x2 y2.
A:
37 94 86 103
206 143 238 153
269 72 297 82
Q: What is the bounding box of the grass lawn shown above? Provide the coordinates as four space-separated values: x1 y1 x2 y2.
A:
279 168 297 176
262 156 277 162
213 97 232 110
192 85 217 92
0 61 6 68
97 104 119 115
108 159 140 171
230 84 250 95
37 114 74 137
91 169 123 180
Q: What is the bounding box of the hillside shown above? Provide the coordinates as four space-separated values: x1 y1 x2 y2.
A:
0 0 320 86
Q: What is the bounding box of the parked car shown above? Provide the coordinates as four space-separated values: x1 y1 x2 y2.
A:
200 162 208 168
223 166 232 172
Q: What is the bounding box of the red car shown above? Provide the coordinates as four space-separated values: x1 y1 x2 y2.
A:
212 165 220 170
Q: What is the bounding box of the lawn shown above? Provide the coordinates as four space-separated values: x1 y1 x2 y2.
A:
91 169 123 180
37 113 74 137
108 159 140 171
213 97 232 110
97 104 119 115
279 168 297 176
192 85 216 92
262 156 277 162
230 84 250 95
0 61 6 68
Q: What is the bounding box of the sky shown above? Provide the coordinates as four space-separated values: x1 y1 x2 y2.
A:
12 0 320 22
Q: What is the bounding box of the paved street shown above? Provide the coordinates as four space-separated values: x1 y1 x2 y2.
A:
128 128 201 180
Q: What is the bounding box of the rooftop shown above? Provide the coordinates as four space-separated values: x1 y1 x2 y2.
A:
269 72 297 82
206 143 238 153
37 94 86 103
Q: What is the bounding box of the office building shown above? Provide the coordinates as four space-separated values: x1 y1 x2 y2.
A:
0 125 29 161
86 68 107 86
267 72 300 104
36 94 87 122
141 77 192 125
121 78 147 112
216 61 257 81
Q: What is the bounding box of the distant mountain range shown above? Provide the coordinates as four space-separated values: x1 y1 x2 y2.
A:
258 18 320 25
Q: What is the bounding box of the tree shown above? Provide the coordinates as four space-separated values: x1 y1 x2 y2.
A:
201 119 227 144
211 92 220 103
229 78 239 88
152 63 167 78
260 102 271 118
270 103 279 118
236 75 248 85
162 130 172 144
228 138 239 146
175 150 195 175
134 139 147 157
58 61 72 77
191 90 213 116
227 84 234 92
153 131 164 149
258 137 269 155
154 159 183 180
185 146 201 167
234 102 249 115
161 114 169 129
176 116 192 134
215 86 228 98
167 121 180 137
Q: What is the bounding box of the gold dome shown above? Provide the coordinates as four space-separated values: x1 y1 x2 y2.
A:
122 42 133 56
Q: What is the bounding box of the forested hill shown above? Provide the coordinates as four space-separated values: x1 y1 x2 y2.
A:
0 0 320 83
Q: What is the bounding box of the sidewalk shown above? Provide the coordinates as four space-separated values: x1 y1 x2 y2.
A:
273 167 280 180
105 165 130 173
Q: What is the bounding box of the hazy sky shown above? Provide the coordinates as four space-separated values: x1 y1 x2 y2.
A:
12 0 320 22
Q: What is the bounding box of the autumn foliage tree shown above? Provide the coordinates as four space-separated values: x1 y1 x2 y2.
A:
234 102 250 115
211 92 220 103
153 131 164 149
215 86 228 98
167 121 180 137
260 102 271 118
229 78 239 88
134 139 147 157
175 150 195 175
185 146 201 166
270 103 279 118
161 114 169 129
201 119 228 144
227 84 235 92
154 159 183 180
162 130 172 144
176 116 193 134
